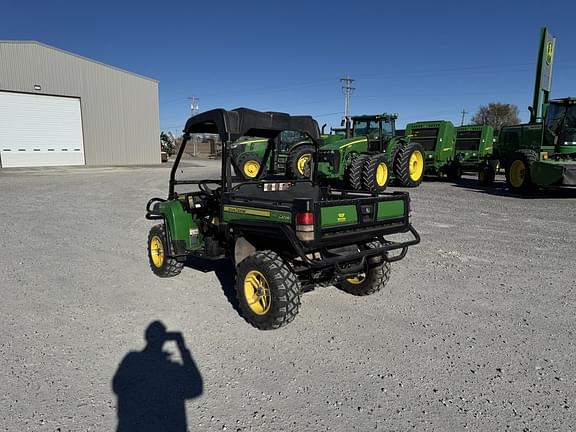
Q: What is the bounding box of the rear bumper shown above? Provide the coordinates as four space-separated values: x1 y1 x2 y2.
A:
282 223 420 271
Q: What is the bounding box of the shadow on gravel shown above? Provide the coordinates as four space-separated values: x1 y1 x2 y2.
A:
449 177 576 199
185 257 240 312
112 321 203 432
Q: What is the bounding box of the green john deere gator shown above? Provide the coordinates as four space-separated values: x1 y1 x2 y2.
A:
316 114 426 192
146 108 420 330
491 28 576 192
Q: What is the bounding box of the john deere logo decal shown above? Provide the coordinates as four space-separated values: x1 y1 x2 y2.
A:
545 41 554 65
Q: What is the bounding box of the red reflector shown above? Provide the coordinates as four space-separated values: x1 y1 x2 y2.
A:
296 212 314 225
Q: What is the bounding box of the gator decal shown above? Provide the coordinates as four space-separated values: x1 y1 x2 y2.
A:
223 206 291 223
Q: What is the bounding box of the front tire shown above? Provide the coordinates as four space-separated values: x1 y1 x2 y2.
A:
505 150 538 193
347 154 369 190
235 153 263 180
394 142 425 187
236 250 301 330
362 154 390 192
148 224 183 278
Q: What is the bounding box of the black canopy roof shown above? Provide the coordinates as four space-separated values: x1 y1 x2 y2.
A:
183 108 320 141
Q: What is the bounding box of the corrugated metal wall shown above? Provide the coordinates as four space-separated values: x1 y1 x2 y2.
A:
0 41 159 166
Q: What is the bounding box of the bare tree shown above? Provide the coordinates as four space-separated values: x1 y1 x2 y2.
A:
471 102 520 131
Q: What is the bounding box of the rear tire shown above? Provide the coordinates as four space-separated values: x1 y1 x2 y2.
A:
148 224 183 278
286 145 314 179
337 260 391 296
236 250 301 330
362 154 390 192
505 150 538 193
347 154 369 190
394 142 425 187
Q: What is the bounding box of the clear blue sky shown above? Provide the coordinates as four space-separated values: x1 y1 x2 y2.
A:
3 0 576 133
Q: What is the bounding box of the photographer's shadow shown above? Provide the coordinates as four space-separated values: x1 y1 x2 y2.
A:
112 321 203 432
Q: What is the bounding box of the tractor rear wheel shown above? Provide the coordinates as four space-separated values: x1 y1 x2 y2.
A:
478 163 495 186
347 154 370 190
394 142 425 187
505 150 538 193
362 154 390 192
235 152 264 180
286 145 314 179
148 224 183 278
236 250 301 330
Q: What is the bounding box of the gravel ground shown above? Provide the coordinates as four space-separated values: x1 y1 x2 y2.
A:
1 160 575 431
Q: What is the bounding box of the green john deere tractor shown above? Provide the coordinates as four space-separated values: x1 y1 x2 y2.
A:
230 130 314 180
316 114 426 192
404 120 462 180
491 28 576 192
146 108 420 330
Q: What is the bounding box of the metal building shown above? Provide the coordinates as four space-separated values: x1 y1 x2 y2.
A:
0 41 159 168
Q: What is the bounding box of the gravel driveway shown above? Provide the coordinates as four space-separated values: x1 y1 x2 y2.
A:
1 161 575 431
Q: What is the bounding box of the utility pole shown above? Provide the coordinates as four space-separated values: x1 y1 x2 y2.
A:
460 108 468 126
340 75 355 129
188 97 200 156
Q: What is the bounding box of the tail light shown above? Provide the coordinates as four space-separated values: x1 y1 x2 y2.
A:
296 211 315 241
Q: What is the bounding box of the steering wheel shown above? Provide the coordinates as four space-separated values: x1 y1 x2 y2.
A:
198 180 223 200
198 180 215 198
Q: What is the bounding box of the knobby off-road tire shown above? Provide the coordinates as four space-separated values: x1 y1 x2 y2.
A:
362 154 390 192
394 142 425 187
236 250 301 330
478 163 495 186
235 152 263 180
336 242 392 296
148 224 183 278
286 145 314 179
505 149 538 193
347 154 370 190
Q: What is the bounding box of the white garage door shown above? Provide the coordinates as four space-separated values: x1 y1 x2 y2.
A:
0 91 85 168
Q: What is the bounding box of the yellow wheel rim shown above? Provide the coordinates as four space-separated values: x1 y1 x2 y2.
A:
297 154 311 175
376 162 388 187
509 160 525 188
243 160 261 178
243 270 271 315
346 274 366 285
150 235 164 268
409 151 424 181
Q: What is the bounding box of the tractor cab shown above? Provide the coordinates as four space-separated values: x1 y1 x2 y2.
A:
351 114 397 152
544 98 576 154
